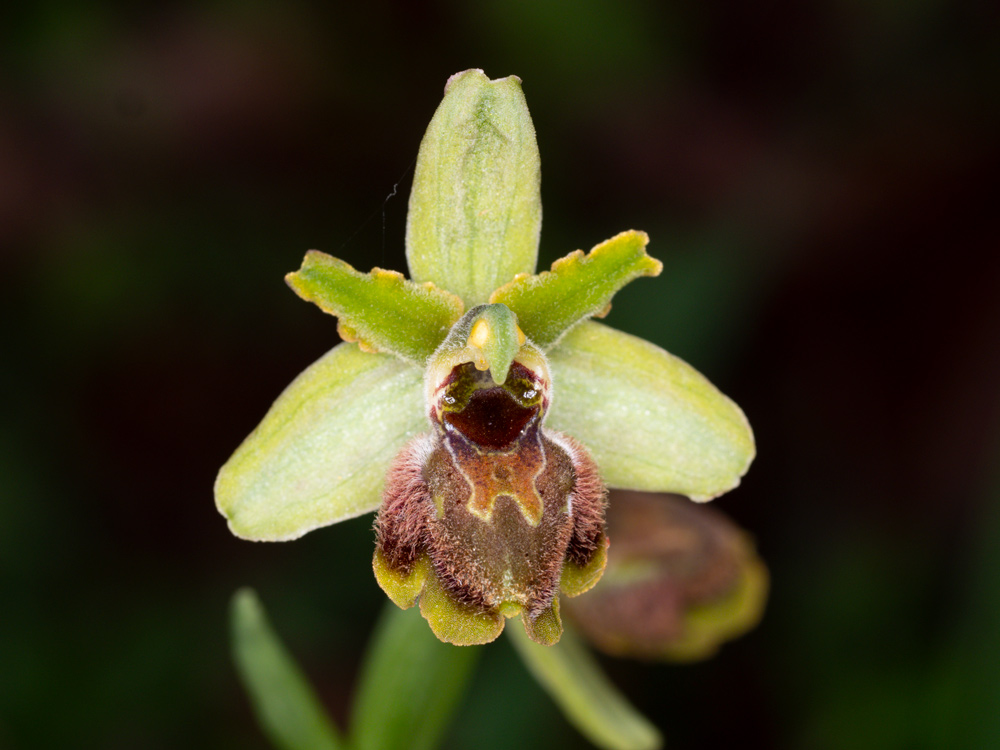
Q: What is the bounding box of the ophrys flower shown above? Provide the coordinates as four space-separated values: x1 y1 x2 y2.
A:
215 70 755 646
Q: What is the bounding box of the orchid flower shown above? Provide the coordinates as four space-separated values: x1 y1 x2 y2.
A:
215 69 754 648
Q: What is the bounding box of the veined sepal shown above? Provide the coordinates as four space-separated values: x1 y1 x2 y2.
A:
215 343 426 542
547 321 755 501
406 70 542 307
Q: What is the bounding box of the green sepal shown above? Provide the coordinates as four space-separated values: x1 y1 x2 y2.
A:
546 321 754 501
491 231 662 349
406 69 541 307
286 251 464 364
215 343 425 541
230 589 344 750
508 623 662 750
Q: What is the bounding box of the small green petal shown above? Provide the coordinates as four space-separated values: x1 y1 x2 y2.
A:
406 69 541 306
490 231 662 349
547 321 754 501
286 251 464 364
215 344 425 541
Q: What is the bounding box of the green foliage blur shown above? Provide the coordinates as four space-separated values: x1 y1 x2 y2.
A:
2 1 998 748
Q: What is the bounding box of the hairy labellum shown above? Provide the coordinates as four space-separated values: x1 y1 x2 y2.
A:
374 305 608 646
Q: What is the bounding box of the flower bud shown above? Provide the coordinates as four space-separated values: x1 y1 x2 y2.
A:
563 490 767 661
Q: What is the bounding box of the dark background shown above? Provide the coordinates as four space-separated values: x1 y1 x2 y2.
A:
2 1 999 748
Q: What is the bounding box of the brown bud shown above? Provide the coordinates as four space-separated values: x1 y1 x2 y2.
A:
563 490 767 661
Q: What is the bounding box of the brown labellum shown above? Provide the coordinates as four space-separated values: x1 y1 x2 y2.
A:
375 358 608 646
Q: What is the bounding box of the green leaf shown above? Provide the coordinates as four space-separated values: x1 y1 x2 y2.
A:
546 321 754 501
929 445 1000 747
507 624 661 750
406 69 541 307
230 589 344 750
490 231 662 349
286 252 464 365
350 604 480 750
215 343 425 541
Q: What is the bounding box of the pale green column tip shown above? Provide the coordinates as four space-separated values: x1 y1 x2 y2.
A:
466 303 526 384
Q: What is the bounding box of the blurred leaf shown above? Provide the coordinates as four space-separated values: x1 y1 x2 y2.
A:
930 443 1000 746
349 603 480 750
230 589 343 750
491 230 661 349
547 321 754 501
215 343 425 541
507 624 661 750
406 69 541 306
286 252 464 364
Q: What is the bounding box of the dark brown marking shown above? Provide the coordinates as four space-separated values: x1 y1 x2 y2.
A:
444 387 538 450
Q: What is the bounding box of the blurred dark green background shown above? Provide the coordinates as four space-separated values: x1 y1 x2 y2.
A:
2 1 999 748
